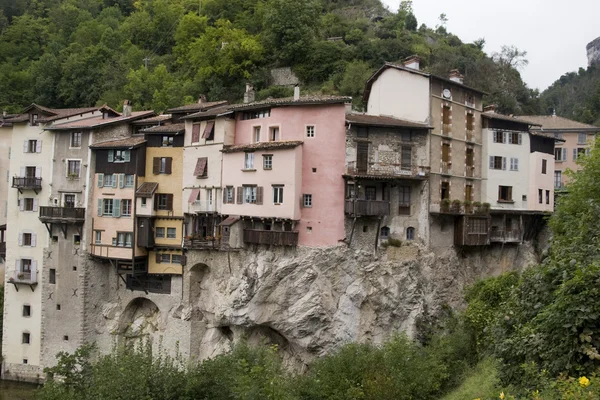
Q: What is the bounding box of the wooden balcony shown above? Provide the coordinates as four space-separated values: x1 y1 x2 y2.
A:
39 206 85 223
243 229 298 246
184 237 221 250
345 162 429 180
12 177 42 193
345 199 390 217
490 229 522 243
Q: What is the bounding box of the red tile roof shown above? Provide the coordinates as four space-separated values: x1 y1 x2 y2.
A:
517 115 600 131
46 111 155 130
140 123 185 134
167 101 228 113
346 113 431 129
230 95 351 112
136 182 159 197
90 136 146 149
131 114 172 124
221 140 303 153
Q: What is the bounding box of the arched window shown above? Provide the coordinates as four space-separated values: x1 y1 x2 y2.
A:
380 226 390 239
406 227 415 240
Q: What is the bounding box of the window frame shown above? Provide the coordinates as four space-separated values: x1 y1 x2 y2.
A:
243 186 257 204
263 154 273 170
70 132 82 148
306 125 315 138
156 227 165 238
66 159 81 178
303 193 313 208
272 185 284 204
244 152 255 170
498 185 513 202
27 139 37 153
167 227 176 239
121 199 132 217
103 199 114 216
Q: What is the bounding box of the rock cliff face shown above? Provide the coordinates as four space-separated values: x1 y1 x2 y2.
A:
587 37 600 66
82 241 539 369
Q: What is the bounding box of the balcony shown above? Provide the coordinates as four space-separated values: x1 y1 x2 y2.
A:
243 229 299 246
184 237 221 250
189 200 217 213
490 229 522 243
345 162 430 180
345 199 390 217
9 268 38 291
39 206 86 223
12 177 42 193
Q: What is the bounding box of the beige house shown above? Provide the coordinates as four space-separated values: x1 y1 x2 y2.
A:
517 114 599 189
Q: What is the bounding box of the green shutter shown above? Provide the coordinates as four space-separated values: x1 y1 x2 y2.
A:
112 175 117 188
97 199 102 216
108 150 114 162
113 199 121 217
98 173 104 188
119 174 125 189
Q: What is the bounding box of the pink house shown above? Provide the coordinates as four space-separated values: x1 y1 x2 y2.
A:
220 95 350 247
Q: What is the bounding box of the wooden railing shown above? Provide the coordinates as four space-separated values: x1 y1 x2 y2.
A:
184 238 220 249
490 229 522 243
12 177 42 189
243 230 299 246
39 206 85 221
345 199 390 216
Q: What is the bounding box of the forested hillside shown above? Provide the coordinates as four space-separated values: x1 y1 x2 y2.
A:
540 65 600 125
0 0 539 114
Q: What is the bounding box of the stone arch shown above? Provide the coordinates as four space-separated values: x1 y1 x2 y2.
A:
188 263 210 304
117 297 160 345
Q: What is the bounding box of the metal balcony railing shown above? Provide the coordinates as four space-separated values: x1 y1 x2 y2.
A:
12 177 42 190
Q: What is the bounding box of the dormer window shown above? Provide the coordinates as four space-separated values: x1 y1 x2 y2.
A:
102 112 109 119
161 136 173 147
30 114 38 126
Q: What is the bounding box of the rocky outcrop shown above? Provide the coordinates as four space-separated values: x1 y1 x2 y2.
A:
85 241 538 369
587 37 600 66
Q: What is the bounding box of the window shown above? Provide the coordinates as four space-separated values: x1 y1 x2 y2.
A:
490 156 505 170
23 198 35 211
116 232 132 247
161 136 174 147
167 228 176 239
401 146 411 170
303 194 313 207
554 171 562 188
493 131 505 143
542 159 547 174
155 194 172 210
406 227 415 241
243 186 257 204
263 155 272 170
122 199 132 216
546 190 550 205
156 227 165 238
160 157 168 174
578 133 587 145
241 109 271 120
103 199 113 216
49 268 56 284
124 175 134 188
22 332 30 344
498 186 513 202
207 189 213 205
95 231 102 245
56 304 61 310
510 158 519 171
306 125 315 138
356 142 369 172
465 184 473 201
442 143 450 163
399 186 411 215
555 147 567 161
442 106 451 125
244 152 255 169
380 226 390 239
112 150 130 163
273 186 284 204
171 254 182 264
441 182 450 200
253 126 261 142
22 233 32 246
63 336 69 341
161 254 171 263
141 198 147 207
466 113 474 131
21 259 32 275
27 140 38 153
365 186 376 200
30 113 38 126
70 132 82 148
104 174 115 187
508 132 521 145
23 305 31 317
466 148 474 168
64 194 75 208
67 160 81 177
575 148 586 160
539 189 543 204
225 186 234 204
269 126 280 141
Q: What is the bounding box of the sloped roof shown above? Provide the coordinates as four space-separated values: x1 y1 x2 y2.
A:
46 111 155 130
346 113 431 129
167 101 228 113
517 115 600 131
140 123 185 134
136 182 159 198
221 140 303 153
183 105 233 120
90 136 146 149
482 112 541 126
131 114 172 125
10 104 99 123
230 95 351 112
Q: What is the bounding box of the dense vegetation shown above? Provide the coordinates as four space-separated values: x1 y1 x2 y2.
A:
0 0 539 113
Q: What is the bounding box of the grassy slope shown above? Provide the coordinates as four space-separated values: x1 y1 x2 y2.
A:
441 358 502 400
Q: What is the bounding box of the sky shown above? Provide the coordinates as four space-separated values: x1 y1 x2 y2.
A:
381 0 600 91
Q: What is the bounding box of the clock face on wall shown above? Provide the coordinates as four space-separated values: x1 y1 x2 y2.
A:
442 89 452 99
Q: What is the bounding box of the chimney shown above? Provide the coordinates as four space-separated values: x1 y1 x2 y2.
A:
449 69 464 84
483 104 497 113
552 108 556 117
2 110 6 118
243 83 255 104
122 100 132 117
198 94 207 104
403 55 421 70
294 85 300 101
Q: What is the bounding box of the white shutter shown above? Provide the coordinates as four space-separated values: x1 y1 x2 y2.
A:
33 199 38 212
36 140 42 153
514 158 519 171
31 260 37 276
35 167 41 178
31 233 37 247
518 133 522 145
562 148 567 161
23 140 28 153
18 233 23 246
489 156 494 169
502 132 507 143
502 157 507 170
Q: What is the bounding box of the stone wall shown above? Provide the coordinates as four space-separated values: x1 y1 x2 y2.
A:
587 37 600 66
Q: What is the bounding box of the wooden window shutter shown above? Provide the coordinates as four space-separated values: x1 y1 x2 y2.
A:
154 194 158 211
98 199 102 216
152 157 160 174
237 187 243 204
98 173 104 187
156 253 161 263
180 255 187 266
508 186 513 201
166 194 173 210
256 186 263 205
202 120 215 139
165 158 172 174
192 124 201 143
222 188 227 204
